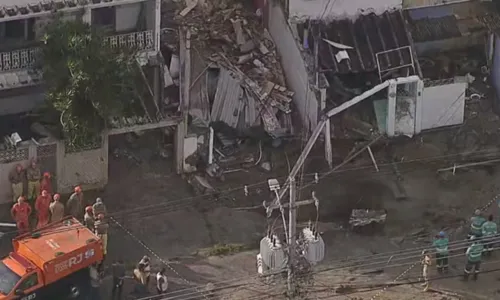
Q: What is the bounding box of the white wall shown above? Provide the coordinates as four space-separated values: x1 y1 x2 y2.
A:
268 1 318 131
115 3 142 32
421 82 466 130
492 35 500 101
288 0 402 21
56 135 108 194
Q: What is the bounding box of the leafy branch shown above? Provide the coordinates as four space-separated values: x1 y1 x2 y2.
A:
40 19 144 149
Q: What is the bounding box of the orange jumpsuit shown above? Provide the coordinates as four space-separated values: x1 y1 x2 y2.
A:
35 194 51 228
40 176 53 195
11 202 31 234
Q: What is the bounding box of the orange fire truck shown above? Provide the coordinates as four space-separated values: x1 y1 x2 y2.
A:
0 217 103 300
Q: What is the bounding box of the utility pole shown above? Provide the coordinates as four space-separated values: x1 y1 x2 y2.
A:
287 177 297 295
265 178 319 298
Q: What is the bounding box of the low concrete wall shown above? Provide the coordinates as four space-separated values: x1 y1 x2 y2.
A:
56 135 109 194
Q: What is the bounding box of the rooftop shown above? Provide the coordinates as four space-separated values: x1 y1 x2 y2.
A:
402 0 469 9
288 0 402 22
13 218 97 268
309 11 414 75
404 1 500 43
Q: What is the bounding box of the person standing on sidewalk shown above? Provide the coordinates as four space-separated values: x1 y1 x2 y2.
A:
111 259 125 300
481 214 497 256
433 231 449 273
156 268 168 294
464 236 484 281
26 158 41 201
421 250 431 291
9 164 24 203
89 264 101 300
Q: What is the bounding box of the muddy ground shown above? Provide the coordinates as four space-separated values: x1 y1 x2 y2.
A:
2 100 500 299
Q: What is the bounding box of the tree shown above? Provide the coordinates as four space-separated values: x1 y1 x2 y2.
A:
40 19 143 149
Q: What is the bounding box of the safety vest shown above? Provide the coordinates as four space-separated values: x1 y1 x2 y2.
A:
156 273 168 292
482 221 497 237
471 216 486 234
433 238 449 254
467 243 484 262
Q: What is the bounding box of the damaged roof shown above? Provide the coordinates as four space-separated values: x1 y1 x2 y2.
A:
309 11 414 75
405 1 500 42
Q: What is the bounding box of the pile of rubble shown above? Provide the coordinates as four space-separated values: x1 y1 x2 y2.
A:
176 0 294 137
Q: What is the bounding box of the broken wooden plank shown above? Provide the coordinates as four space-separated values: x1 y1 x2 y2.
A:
179 0 198 17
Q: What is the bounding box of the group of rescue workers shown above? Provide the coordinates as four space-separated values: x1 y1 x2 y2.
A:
9 159 109 257
8 158 168 298
421 209 498 291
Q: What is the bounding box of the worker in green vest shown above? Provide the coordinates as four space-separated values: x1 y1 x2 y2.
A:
481 214 497 256
433 231 449 273
470 209 486 238
464 236 484 281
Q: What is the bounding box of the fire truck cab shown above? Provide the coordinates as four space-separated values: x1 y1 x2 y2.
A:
0 217 103 300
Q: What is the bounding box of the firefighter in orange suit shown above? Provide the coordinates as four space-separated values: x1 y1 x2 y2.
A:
35 190 51 228
40 172 53 195
11 197 31 234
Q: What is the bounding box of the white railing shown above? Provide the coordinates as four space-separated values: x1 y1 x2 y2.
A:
0 30 154 73
0 47 41 72
103 30 154 51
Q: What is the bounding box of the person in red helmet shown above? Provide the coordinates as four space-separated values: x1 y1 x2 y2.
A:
50 193 65 223
67 186 84 220
35 190 51 228
40 172 53 195
11 197 31 234
84 206 95 231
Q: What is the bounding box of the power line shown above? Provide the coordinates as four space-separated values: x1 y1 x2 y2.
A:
136 233 500 300
3 145 498 238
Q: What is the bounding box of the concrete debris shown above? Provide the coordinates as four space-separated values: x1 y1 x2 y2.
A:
349 209 387 228
259 161 272 172
206 163 225 179
177 0 293 137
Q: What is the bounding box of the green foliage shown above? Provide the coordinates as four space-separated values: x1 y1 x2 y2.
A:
40 19 142 148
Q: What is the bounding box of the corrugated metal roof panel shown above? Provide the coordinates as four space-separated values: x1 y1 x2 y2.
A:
405 1 500 42
211 68 244 128
311 10 413 74
403 0 468 10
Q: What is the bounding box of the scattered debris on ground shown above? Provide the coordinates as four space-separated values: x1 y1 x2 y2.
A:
176 0 294 137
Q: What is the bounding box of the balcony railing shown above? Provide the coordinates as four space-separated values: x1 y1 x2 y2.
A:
0 30 154 73
0 47 41 72
103 30 154 51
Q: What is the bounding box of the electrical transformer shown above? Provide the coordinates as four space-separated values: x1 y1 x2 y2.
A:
259 235 287 271
302 227 325 265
